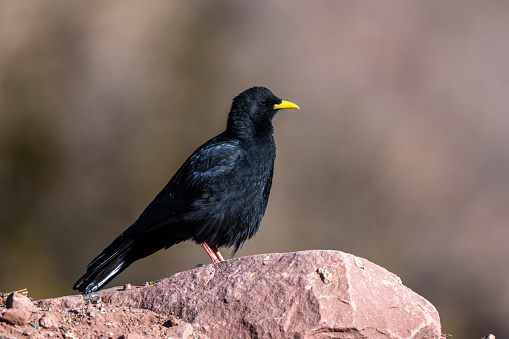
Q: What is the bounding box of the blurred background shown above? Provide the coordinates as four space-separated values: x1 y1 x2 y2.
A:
1 1 508 337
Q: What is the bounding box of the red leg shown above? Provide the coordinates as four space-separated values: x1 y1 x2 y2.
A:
201 242 220 263
211 247 225 262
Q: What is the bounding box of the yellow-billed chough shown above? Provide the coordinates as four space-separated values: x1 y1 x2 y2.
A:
73 86 299 294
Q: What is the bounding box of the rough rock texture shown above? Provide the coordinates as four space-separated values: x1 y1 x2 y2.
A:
3 250 442 338
1 308 31 326
39 313 58 329
6 292 38 312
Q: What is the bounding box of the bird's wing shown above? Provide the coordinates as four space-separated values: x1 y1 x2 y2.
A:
124 136 245 236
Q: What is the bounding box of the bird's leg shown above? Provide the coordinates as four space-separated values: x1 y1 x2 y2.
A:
211 247 225 262
201 242 220 263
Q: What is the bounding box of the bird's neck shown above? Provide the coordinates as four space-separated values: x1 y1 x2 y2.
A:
226 116 274 142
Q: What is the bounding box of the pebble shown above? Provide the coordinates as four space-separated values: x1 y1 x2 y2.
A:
39 314 58 329
119 333 146 339
89 294 101 304
64 332 77 339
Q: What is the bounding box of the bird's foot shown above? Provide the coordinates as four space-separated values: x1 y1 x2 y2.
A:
201 242 225 263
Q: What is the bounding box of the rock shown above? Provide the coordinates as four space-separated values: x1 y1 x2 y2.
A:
86 309 98 318
163 315 194 338
119 334 147 339
88 294 101 304
39 313 58 329
37 294 82 310
482 335 496 339
1 308 31 326
168 322 194 338
119 334 145 339
38 250 442 338
5 292 38 312
64 332 78 339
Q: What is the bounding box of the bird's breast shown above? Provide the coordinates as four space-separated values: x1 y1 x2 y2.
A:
187 141 275 249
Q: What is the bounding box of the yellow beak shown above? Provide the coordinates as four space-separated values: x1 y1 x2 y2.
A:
274 100 300 110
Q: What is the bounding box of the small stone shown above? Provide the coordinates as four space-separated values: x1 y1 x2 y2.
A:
64 332 77 339
354 256 365 269
123 283 132 290
6 292 38 312
317 267 333 284
87 309 97 318
1 308 31 325
167 322 193 338
39 314 58 329
482 335 496 339
30 322 40 329
70 308 81 314
89 294 101 304
119 334 145 339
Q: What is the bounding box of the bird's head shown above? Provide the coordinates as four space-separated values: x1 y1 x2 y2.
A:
227 87 299 138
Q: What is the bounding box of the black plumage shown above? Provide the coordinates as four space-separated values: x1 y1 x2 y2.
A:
73 86 299 294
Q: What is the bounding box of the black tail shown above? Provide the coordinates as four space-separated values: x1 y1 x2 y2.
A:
73 237 134 294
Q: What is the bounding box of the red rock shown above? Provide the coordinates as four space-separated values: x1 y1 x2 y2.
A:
168 322 194 338
64 332 78 339
1 308 31 326
37 294 82 310
6 292 38 312
119 334 145 339
38 250 442 338
39 313 58 329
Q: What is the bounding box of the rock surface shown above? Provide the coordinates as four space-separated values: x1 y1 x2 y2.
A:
39 313 58 329
2 250 442 338
1 308 30 326
6 292 38 312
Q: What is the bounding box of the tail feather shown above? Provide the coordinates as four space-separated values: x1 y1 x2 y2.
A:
74 238 134 294
74 221 183 294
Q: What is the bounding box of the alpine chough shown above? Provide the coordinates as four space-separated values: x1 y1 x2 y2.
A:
73 86 299 294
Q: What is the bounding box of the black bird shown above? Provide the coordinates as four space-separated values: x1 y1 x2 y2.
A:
73 87 299 294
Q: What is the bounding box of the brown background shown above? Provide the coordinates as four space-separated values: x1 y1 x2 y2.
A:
1 1 508 337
